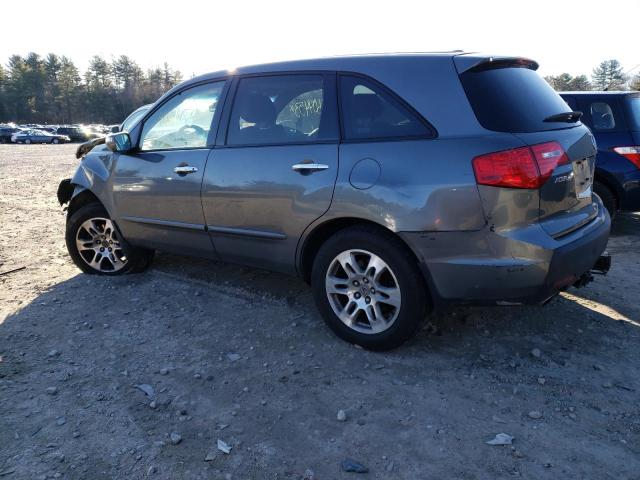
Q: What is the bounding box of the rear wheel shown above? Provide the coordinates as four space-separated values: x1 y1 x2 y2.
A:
311 225 429 350
65 202 154 275
24 139 31 144
594 181 617 220
52 138 59 144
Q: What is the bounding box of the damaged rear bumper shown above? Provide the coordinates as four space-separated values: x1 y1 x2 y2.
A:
400 197 611 307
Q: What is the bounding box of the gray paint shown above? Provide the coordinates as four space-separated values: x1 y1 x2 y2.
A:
64 52 610 305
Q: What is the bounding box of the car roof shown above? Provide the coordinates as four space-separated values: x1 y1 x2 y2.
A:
176 51 474 87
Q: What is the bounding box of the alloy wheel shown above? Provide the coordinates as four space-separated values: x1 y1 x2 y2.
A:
325 249 401 334
75 217 127 272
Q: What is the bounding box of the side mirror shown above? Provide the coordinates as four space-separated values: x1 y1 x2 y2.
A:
110 125 121 133
105 132 132 152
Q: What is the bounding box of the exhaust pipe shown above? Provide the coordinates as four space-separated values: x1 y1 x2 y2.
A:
573 252 611 288
591 251 611 275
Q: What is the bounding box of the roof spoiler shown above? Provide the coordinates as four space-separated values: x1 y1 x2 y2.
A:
453 54 539 74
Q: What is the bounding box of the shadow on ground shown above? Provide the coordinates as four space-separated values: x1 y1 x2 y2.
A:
1 232 639 479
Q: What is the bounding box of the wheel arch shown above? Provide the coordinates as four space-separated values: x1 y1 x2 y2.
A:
297 217 427 288
67 188 103 219
594 168 620 209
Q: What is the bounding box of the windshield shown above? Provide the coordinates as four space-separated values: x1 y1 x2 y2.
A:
460 66 578 133
626 96 640 131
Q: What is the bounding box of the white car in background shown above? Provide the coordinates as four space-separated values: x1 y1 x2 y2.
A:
11 129 71 144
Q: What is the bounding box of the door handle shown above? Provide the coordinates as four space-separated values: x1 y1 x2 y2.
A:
174 165 198 175
291 163 329 174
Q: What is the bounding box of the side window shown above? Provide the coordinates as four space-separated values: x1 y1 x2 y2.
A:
339 75 431 140
227 75 336 146
140 81 225 151
589 101 616 131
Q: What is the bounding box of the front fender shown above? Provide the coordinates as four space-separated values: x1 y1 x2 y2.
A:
57 178 74 205
59 147 116 215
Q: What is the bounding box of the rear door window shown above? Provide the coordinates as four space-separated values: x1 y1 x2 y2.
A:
576 96 626 132
226 74 337 146
339 75 432 141
460 66 576 132
589 102 616 130
625 96 640 131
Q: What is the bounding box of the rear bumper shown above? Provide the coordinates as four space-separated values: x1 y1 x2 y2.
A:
400 197 611 306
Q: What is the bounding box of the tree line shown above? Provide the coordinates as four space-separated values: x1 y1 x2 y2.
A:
1 55 638 125
0 53 183 125
545 59 640 92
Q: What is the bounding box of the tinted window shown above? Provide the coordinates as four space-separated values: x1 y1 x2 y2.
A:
227 75 335 146
589 102 616 130
460 66 575 132
625 96 640 131
140 81 224 151
339 75 430 140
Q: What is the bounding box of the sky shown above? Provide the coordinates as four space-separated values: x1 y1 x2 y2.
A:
1 0 638 79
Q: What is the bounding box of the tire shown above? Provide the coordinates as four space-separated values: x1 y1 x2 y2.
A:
24 139 31 144
594 181 617 220
311 225 429 351
65 202 154 275
52 138 59 144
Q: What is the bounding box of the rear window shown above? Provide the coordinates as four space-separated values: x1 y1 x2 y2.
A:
339 75 432 140
626 96 640 131
460 66 576 133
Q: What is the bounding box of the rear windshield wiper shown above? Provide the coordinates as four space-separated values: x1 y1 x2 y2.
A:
543 111 583 123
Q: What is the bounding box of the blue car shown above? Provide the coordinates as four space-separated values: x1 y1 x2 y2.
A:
560 92 640 217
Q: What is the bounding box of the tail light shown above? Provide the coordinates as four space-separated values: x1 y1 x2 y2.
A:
613 146 640 169
473 141 569 189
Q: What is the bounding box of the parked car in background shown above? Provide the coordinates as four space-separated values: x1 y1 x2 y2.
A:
560 92 640 217
0 125 23 143
58 53 611 350
11 129 71 144
54 126 93 142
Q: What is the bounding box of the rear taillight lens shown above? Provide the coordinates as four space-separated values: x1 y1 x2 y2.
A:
613 146 640 169
473 141 569 189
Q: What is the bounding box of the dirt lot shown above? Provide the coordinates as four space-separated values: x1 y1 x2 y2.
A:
0 143 639 480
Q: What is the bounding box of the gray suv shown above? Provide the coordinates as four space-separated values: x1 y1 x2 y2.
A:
58 53 611 350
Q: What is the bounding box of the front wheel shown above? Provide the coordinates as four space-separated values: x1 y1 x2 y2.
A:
65 202 154 275
52 138 59 144
311 226 429 350
24 139 31 144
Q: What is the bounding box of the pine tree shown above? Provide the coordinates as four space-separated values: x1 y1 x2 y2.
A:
1 52 184 123
568 75 591 91
0 64 6 121
592 59 625 90
57 56 81 124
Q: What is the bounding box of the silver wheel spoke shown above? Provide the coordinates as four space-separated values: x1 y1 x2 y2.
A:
365 255 387 279
342 300 360 326
88 251 103 270
325 249 401 335
326 275 349 295
367 305 388 333
375 285 401 308
75 217 127 273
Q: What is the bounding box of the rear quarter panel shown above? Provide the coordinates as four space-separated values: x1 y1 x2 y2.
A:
326 135 529 233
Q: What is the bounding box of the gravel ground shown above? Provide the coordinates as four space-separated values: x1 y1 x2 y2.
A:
1 143 639 480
